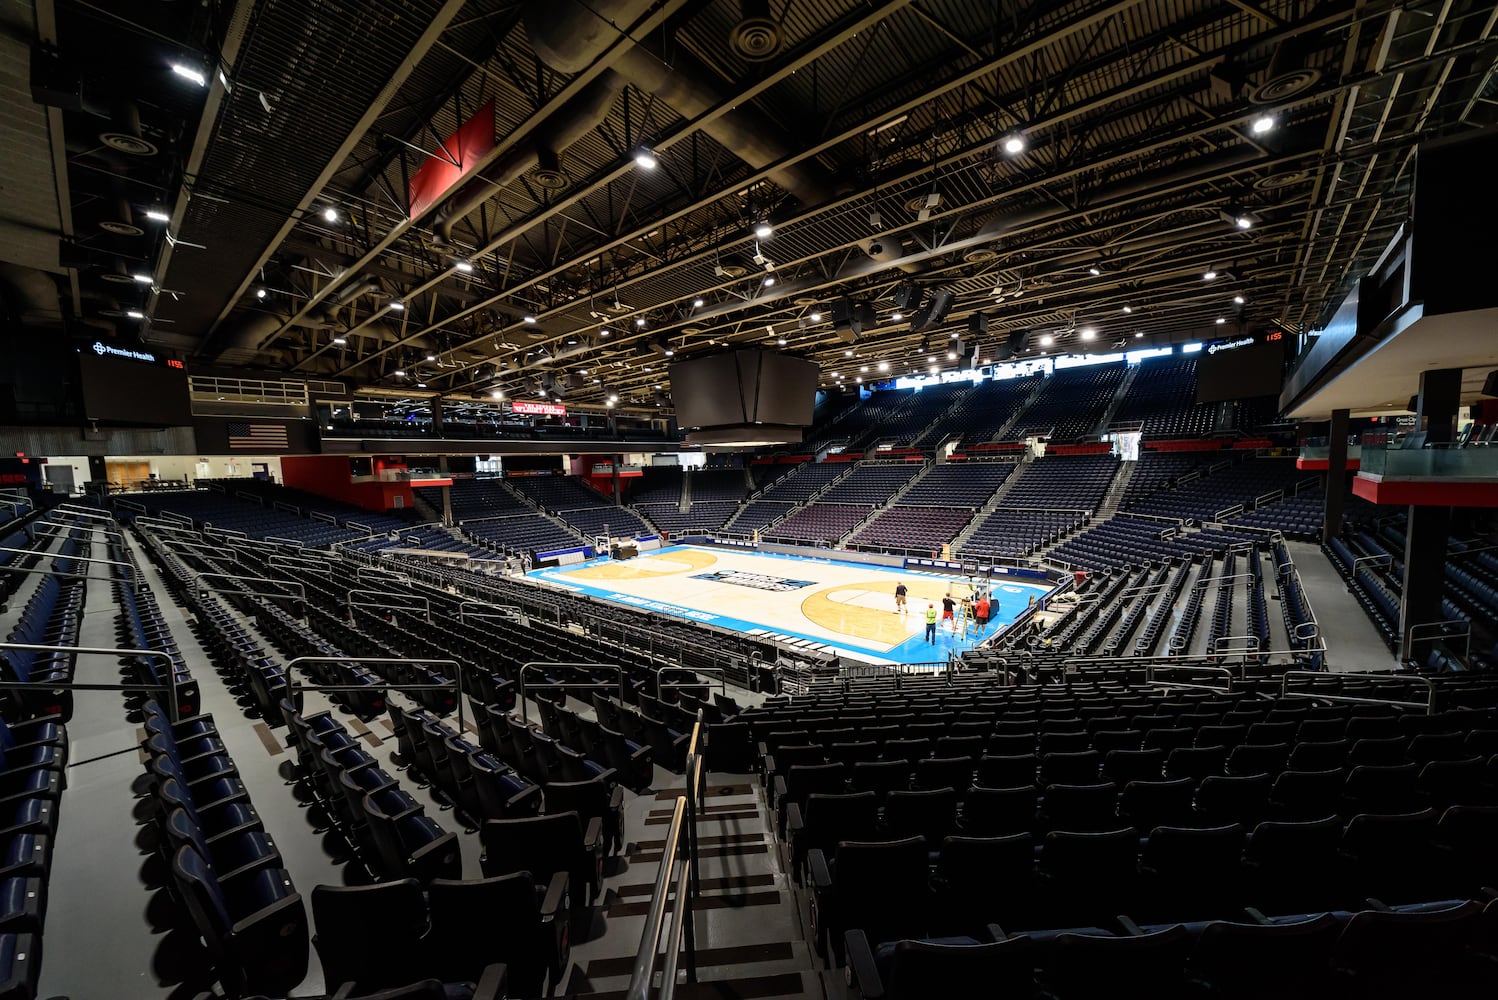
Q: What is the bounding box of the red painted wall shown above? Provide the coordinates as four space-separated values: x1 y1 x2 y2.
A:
280 455 414 512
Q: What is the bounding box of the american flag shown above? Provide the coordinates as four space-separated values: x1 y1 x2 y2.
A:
227 422 289 450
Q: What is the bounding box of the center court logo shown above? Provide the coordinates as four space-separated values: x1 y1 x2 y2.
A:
692 570 815 592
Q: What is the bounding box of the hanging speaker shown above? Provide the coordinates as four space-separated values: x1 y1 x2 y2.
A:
910 288 955 332
1008 329 1029 353
968 312 989 335
893 281 922 310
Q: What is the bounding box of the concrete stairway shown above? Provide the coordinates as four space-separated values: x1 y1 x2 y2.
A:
1093 460 1138 521
566 775 820 999
1095 361 1141 433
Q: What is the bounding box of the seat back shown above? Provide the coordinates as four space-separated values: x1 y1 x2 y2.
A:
311 880 427 992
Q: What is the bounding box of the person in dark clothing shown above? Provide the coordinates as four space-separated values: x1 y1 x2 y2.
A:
941 594 956 629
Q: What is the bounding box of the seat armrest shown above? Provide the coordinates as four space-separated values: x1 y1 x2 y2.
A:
987 923 1009 942
771 774 788 809
785 802 805 840
472 963 509 1000
1242 907 1271 925
582 816 604 854
1365 897 1392 912
1117 915 1144 936
608 781 624 809
542 870 570 918
762 753 777 785
844 929 885 1000
807 849 832 891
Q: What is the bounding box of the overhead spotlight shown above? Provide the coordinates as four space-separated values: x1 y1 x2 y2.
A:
170 63 207 86
491 390 504 400
322 206 338 223
607 393 619 402
855 376 863 384
255 287 267 300
144 208 170 223
1134 331 1144 339
844 348 853 356
454 260 474 273
692 298 705 308
878 361 889 372
389 300 405 311
752 220 773 240
634 146 657 169
131 272 153 284
425 354 436 361
606 399 616 408
763 276 776 287
809 311 822 323
890 311 904 321
928 366 938 375
1079 327 1097 341
125 309 145 319
1235 214 1253 230
1221 207 1258 230
776 337 786 346
1215 317 1227 324
1088 265 1102 277
635 317 647 327
394 369 406 376
522 314 536 324
1203 269 1218 280
599 328 612 337
416 382 428 388
859 365 868 372
950 331 960 339
1251 114 1276 134
1039 334 1054 347
1121 304 1132 313
1002 132 1026 155
1233 294 1246 305
946 350 957 360
332 335 347 345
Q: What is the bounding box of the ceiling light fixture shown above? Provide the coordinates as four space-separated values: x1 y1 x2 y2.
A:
752 220 773 240
1001 133 1026 155
491 390 504 400
131 272 153 284
125 309 145 319
522 314 536 324
1203 269 1218 280
763 276 776 287
776 337 786 345
1251 114 1277 134
692 298 705 308
144 209 170 223
1121 304 1132 313
1088 265 1102 277
1079 327 1097 341
878 361 889 372
1134 331 1144 339
255 287 267 300
890 311 903 321
170 63 207 86
946 350 957 360
1039 334 1054 347
389 300 405 311
455 260 474 273
425 354 436 361
1215 317 1227 324
1233 294 1246 305
600 328 611 337
809 312 822 322
332 336 347 345
634 146 657 169
322 206 338 223
395 369 406 376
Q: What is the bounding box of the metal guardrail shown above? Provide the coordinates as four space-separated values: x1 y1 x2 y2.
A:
0 546 142 584
1146 662 1236 691
0 642 185 718
346 589 431 622
284 655 465 728
1404 619 1471 663
655 666 727 701
628 711 704 1000
517 662 625 722
1280 670 1436 714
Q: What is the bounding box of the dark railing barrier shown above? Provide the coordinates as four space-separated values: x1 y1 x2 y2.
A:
628 712 704 1000
517 662 625 723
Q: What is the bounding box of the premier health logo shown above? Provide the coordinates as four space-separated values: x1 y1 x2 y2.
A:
1207 337 1254 355
89 341 156 362
92 341 106 355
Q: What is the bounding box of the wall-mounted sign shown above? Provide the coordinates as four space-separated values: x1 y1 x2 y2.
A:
512 400 567 416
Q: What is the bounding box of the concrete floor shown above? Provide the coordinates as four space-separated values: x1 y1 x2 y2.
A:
1284 540 1402 672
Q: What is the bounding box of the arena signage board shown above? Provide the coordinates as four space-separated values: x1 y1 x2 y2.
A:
511 400 567 416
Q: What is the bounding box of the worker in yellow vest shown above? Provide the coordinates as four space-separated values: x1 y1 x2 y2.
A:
925 603 938 644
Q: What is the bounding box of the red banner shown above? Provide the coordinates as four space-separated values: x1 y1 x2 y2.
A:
512 400 567 416
407 100 496 219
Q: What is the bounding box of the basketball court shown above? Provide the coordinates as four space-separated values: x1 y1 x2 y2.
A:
525 544 1054 665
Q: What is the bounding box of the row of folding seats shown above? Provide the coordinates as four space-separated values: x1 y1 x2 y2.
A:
841 895 1498 1000
504 696 653 792
2 533 88 720
810 806 1498 961
108 537 201 717
144 701 308 996
310 876 561 997
280 700 460 884
384 703 542 827
0 704 68 1000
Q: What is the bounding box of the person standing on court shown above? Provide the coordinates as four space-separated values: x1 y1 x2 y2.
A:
895 582 908 614
941 594 956 629
925 603 938 643
974 593 991 634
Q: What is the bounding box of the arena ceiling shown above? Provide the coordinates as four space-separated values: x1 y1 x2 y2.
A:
14 0 1498 414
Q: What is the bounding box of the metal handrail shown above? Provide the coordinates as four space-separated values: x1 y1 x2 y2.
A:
457 601 526 626
1280 670 1436 714
630 711 704 1000
1208 634 1262 655
1146 663 1236 690
54 503 115 522
27 519 127 543
0 546 142 584
284 656 465 729
134 516 199 534
517 662 625 722
655 666 728 701
193 573 306 604
346 589 431 622
1404 619 1472 663
0 642 183 718
163 539 242 564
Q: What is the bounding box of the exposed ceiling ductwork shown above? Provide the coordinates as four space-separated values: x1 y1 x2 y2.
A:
431 0 838 245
